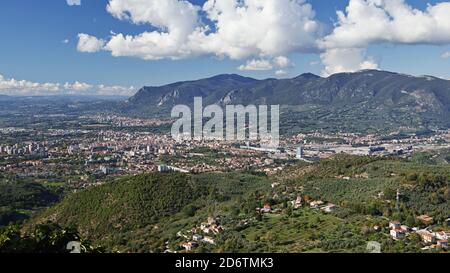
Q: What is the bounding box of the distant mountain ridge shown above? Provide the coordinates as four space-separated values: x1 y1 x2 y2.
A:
123 70 450 133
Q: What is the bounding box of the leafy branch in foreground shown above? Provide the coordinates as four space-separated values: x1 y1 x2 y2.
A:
0 223 104 253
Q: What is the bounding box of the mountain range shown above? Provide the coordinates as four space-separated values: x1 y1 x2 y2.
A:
121 70 450 133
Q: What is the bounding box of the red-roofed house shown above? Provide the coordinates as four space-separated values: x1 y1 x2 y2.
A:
417 230 436 244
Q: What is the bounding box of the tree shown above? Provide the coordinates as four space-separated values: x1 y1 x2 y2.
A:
383 188 396 200
182 205 197 217
255 213 263 222
405 215 416 227
0 223 104 253
443 187 450 201
283 206 293 217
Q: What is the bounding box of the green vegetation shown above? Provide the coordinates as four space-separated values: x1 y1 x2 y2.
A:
2 154 449 253
0 223 103 253
282 155 449 223
39 173 205 243
0 181 62 226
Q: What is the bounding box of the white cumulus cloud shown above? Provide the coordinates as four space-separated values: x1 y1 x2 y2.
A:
77 33 106 53
76 0 450 76
199 0 320 59
275 70 288 77
0 73 135 96
322 0 450 49
64 81 93 91
238 59 273 71
321 48 378 76
105 0 201 60
78 0 321 73
66 0 81 6
273 56 294 68
320 0 450 76
0 74 60 95
442 52 450 59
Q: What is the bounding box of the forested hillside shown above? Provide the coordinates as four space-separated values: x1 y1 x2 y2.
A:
36 173 205 241
0 181 62 226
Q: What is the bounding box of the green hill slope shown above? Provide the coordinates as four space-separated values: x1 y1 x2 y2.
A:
14 157 448 253
38 173 205 241
0 181 62 226
31 172 270 249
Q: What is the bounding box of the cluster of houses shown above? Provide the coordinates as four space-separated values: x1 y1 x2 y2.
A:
292 196 338 213
389 216 448 250
389 221 411 239
199 217 223 235
417 229 448 250
256 196 338 215
179 217 223 252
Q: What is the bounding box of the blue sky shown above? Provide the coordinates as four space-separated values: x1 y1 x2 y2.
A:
0 0 449 96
